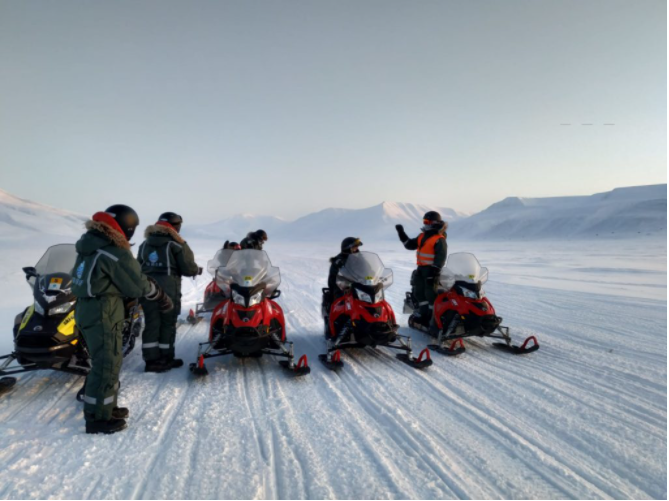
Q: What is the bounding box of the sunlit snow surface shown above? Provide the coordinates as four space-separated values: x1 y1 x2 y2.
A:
0 238 665 499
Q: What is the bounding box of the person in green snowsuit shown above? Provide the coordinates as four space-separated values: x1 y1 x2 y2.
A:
137 212 201 372
72 205 173 435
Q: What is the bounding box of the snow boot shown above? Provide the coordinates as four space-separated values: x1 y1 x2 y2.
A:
86 418 128 435
144 359 171 373
112 407 129 419
164 357 184 369
408 313 429 332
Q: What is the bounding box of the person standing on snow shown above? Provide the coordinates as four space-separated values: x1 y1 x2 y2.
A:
72 205 173 434
137 212 201 373
240 229 268 250
395 211 447 329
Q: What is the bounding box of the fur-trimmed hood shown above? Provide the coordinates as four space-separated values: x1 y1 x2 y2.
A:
84 219 130 250
144 224 185 244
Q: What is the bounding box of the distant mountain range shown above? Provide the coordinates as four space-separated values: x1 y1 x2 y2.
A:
448 184 666 240
0 184 665 242
183 202 468 243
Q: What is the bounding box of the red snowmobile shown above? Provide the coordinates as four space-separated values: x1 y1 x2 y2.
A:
186 249 235 325
189 249 310 376
404 252 539 356
320 251 432 370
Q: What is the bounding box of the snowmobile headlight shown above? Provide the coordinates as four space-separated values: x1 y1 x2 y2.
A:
232 290 246 306
34 301 45 316
49 300 76 316
355 288 373 303
248 291 263 307
461 288 479 299
374 291 384 303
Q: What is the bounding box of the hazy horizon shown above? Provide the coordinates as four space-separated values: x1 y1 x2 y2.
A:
1 1 666 224
2 180 665 226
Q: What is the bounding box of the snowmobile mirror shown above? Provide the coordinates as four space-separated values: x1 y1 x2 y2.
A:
269 290 281 299
22 267 37 279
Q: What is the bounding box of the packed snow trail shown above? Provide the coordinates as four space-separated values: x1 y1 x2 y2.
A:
0 241 665 499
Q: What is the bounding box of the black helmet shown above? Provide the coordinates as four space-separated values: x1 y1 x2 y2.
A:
158 212 183 232
341 237 363 253
229 241 241 250
105 204 140 240
422 211 445 231
254 229 268 242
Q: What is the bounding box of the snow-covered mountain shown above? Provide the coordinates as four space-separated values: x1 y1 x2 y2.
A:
182 214 287 241
185 202 467 243
449 184 667 240
1 184 665 244
0 189 86 241
282 202 466 242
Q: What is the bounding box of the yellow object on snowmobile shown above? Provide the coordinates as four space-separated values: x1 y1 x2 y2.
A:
18 305 34 332
57 311 76 336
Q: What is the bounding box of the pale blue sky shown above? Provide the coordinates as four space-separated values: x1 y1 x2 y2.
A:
0 0 666 224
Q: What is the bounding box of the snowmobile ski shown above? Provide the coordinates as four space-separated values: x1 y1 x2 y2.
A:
428 338 466 357
396 347 433 369
186 308 201 325
0 376 17 395
318 349 344 371
493 335 539 354
278 354 311 376
189 355 209 376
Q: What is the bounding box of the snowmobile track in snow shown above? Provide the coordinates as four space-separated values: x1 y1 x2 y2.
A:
0 243 665 499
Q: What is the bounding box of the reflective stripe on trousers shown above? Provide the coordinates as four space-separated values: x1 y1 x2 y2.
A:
83 395 115 405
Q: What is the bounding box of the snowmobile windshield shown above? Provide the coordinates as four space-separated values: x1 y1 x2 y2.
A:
439 252 489 290
207 249 236 277
338 252 393 290
29 244 78 288
215 249 281 296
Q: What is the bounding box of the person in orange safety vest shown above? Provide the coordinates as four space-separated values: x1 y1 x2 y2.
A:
395 211 447 328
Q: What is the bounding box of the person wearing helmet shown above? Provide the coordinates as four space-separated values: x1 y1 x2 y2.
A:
322 237 363 331
223 240 242 251
328 237 363 293
71 205 174 434
240 229 268 250
395 211 447 328
137 212 201 372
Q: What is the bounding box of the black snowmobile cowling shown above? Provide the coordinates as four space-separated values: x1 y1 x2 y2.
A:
5 245 86 375
26 270 75 319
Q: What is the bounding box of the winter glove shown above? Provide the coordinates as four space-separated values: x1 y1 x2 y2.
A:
156 291 174 313
145 277 174 313
426 266 441 278
425 266 441 290
395 224 409 243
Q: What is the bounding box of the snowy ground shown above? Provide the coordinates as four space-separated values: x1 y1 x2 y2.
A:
0 238 666 499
